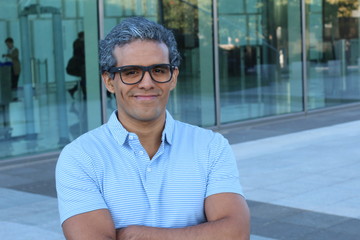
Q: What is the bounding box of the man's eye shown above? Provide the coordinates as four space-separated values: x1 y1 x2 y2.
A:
153 67 168 74
122 69 139 76
153 68 164 73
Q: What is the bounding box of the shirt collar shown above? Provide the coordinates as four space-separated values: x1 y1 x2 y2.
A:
107 110 128 145
163 110 174 145
107 110 175 146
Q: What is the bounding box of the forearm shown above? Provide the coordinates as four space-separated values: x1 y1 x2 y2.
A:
116 217 249 240
3 54 15 60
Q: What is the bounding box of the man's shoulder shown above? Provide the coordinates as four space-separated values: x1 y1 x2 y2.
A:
57 123 115 172
174 120 211 133
173 120 226 144
61 123 110 153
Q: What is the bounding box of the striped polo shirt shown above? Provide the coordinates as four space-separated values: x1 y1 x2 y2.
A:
56 110 243 228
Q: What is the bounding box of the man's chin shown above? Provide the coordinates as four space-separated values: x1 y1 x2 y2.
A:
132 109 165 123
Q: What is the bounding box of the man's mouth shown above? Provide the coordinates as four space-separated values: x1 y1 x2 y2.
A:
133 94 158 100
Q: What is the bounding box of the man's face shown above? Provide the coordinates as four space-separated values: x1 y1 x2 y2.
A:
103 40 178 125
5 41 13 49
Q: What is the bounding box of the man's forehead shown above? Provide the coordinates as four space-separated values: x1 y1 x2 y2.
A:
112 40 170 66
112 40 169 57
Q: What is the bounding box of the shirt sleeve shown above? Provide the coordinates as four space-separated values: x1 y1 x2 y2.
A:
205 133 244 198
56 142 108 224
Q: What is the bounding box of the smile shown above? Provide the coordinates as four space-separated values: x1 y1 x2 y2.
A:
134 95 158 101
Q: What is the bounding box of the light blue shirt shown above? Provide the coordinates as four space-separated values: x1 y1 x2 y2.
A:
56 111 243 228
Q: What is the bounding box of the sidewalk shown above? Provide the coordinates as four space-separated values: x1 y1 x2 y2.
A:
0 188 63 239
0 106 359 239
0 161 63 239
233 120 360 240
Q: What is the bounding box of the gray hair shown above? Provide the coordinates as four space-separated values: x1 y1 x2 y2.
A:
99 17 181 78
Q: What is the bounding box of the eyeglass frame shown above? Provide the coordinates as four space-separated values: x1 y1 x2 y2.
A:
108 64 176 85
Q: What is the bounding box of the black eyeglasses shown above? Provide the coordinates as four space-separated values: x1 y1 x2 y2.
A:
108 64 176 85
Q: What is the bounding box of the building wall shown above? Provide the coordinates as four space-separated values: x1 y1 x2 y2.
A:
0 0 359 160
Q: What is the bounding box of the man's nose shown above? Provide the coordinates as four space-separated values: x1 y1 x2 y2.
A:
138 71 154 88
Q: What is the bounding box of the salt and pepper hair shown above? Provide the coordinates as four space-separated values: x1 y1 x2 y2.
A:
99 17 181 79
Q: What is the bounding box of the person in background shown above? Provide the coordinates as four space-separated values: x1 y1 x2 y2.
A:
56 17 250 240
2 37 21 101
67 31 86 100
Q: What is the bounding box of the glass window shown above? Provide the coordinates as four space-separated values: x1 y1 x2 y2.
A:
0 0 101 160
103 0 215 127
218 0 304 123
306 0 360 109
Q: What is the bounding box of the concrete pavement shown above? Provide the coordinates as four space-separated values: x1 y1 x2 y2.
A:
233 120 360 239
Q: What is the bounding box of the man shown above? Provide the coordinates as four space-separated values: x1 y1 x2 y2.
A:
56 17 250 240
2 37 21 100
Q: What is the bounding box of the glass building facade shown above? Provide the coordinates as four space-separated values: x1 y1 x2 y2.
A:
0 0 359 161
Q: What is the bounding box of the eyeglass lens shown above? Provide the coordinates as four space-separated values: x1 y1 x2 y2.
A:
120 65 172 84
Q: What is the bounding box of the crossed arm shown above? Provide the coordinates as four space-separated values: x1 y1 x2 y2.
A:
62 192 250 240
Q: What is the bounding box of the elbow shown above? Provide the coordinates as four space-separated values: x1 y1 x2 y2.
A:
233 227 250 240
239 231 250 240
231 212 251 239
222 219 250 240
230 228 250 240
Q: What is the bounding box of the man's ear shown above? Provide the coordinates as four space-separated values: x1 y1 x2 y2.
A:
102 72 115 93
170 67 179 91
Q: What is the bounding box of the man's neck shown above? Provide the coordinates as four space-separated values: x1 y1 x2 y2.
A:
117 112 166 159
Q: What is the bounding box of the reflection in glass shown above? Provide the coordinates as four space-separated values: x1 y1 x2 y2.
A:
1 0 359 161
0 0 97 160
218 0 304 123
307 0 360 109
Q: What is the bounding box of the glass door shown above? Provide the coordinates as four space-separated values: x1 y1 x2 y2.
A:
306 0 360 109
102 0 216 127
0 0 100 160
217 0 304 123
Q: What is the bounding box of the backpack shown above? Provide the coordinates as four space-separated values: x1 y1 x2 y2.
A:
66 56 82 77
